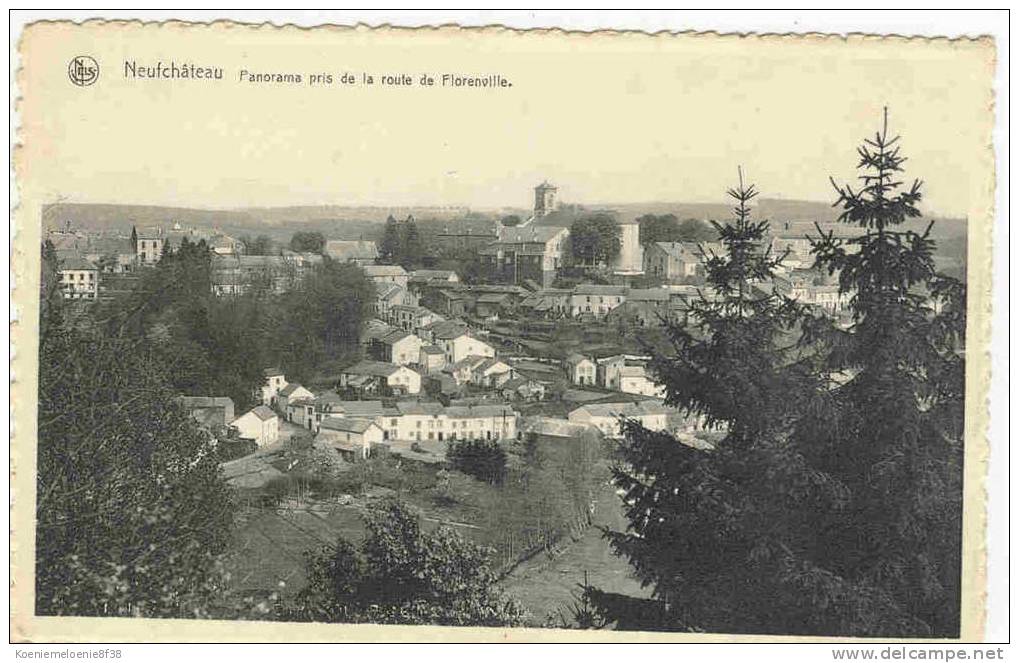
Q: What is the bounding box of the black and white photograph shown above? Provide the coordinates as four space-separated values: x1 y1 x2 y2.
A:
10 13 1004 648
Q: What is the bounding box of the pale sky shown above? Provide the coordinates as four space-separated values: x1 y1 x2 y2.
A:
19 24 994 218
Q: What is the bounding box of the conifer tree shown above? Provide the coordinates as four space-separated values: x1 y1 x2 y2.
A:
592 115 965 638
805 109 965 636
378 215 401 264
594 172 851 635
401 215 423 268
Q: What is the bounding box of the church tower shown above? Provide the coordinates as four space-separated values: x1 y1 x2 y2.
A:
533 181 558 218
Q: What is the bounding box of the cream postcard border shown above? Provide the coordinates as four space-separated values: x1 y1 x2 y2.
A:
10 21 996 643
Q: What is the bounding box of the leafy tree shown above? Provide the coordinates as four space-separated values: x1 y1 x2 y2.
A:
378 215 401 264
36 324 234 618
446 438 508 485
500 214 522 227
289 231 326 254
282 501 526 626
637 213 679 246
594 115 965 638
242 234 275 256
40 240 63 335
569 213 621 266
638 214 716 246
272 257 374 382
676 218 718 242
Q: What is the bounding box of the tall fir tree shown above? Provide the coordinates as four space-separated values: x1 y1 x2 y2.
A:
379 214 401 264
594 171 854 635
591 115 965 637
401 214 423 268
806 109 965 636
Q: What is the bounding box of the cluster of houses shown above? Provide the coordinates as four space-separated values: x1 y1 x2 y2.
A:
48 223 247 300
178 354 687 466
253 365 685 461
563 353 666 398
210 250 324 296
258 367 520 459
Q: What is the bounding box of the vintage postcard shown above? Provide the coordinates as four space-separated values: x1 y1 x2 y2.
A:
11 20 996 643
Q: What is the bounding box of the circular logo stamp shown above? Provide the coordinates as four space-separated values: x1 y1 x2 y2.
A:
68 56 99 87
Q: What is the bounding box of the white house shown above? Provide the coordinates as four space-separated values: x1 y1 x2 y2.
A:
419 345 446 373
618 366 667 398
596 355 627 390
277 383 314 413
318 417 384 459
378 329 424 366
564 353 597 386
261 368 288 406
288 392 345 431
570 285 628 317
394 400 447 442
450 355 490 385
339 360 422 395
471 358 514 389
437 331 495 366
568 401 670 439
230 405 280 447
390 304 443 332
135 230 165 264
363 264 409 288
445 404 517 442
58 255 99 300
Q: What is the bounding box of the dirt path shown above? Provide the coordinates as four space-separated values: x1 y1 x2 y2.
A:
499 483 651 625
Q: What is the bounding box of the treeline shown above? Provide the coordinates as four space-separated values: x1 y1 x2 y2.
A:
96 237 373 410
36 236 376 615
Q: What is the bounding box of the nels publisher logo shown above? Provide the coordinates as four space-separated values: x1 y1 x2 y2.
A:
68 55 99 87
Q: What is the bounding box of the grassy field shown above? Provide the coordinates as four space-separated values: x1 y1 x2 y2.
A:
219 434 640 625
499 481 650 625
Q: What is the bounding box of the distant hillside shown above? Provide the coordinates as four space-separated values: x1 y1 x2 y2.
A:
600 198 840 224
43 198 966 245
42 203 472 242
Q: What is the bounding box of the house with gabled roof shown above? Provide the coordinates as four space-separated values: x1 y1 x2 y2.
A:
178 396 235 430
618 365 667 398
338 360 421 396
479 225 569 288
324 240 378 265
434 327 495 366
570 284 629 317
390 304 443 333
419 344 446 373
568 401 671 438
363 264 409 287
499 376 547 402
230 405 280 447
373 329 424 366
318 417 383 459
58 254 99 300
277 383 314 413
444 403 518 442
260 368 288 406
470 357 514 389
564 353 597 386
